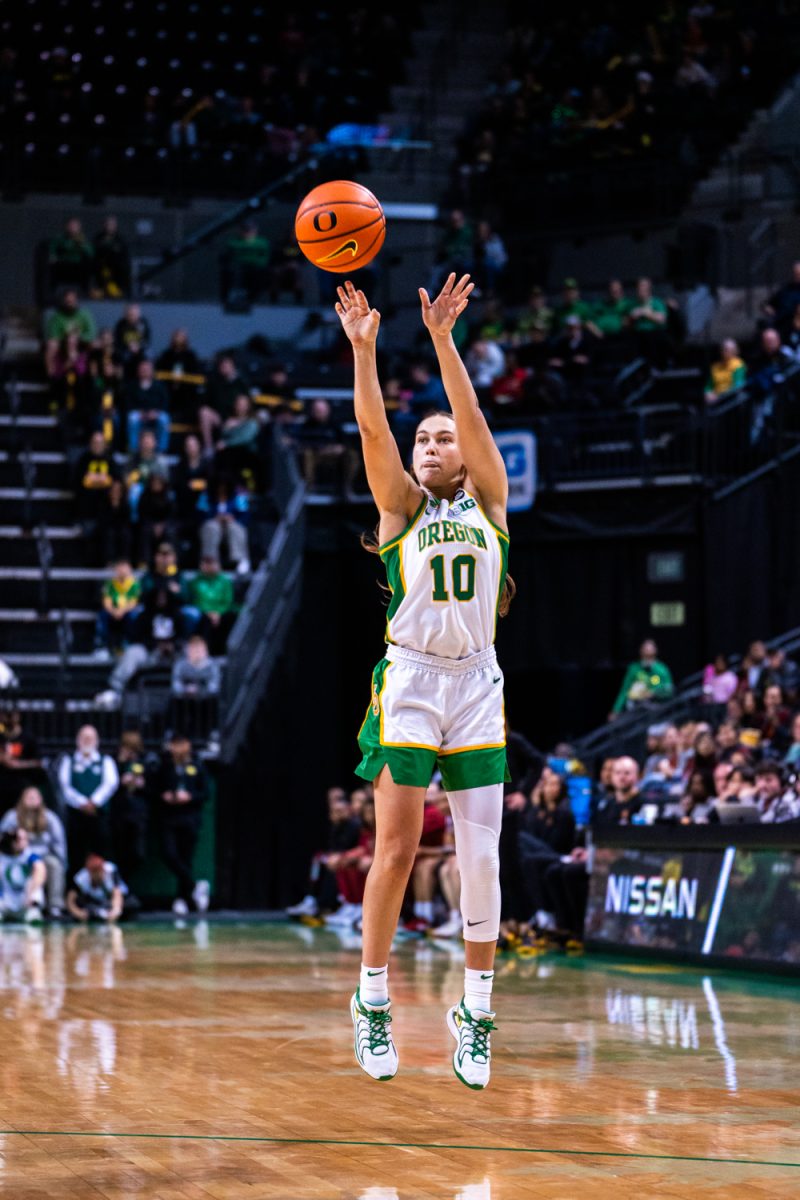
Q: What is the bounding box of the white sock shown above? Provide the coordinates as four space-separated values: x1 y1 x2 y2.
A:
449 909 461 922
464 967 494 1014
414 900 433 922
360 964 389 1006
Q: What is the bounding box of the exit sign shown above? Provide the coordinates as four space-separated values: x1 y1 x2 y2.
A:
650 602 686 627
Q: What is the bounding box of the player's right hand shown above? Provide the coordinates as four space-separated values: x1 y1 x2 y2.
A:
335 280 381 347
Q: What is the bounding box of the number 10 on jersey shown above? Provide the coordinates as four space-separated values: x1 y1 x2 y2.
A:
430 554 476 602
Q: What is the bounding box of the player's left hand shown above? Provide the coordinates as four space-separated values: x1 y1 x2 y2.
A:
419 272 474 337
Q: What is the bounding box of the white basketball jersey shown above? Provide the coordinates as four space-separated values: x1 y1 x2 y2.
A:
378 489 509 659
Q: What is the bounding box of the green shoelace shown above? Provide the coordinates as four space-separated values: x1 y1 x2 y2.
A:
364 1008 392 1052
465 1014 497 1062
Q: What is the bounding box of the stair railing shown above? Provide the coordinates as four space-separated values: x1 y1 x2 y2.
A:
20 444 36 535
36 524 53 616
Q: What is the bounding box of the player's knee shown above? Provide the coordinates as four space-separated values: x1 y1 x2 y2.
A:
376 838 417 878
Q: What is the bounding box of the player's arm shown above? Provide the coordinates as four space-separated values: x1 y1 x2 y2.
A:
420 274 508 528
335 281 421 519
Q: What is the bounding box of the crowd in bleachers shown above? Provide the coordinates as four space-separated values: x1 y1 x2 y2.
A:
452 1 799 221
0 717 211 921
0 4 418 197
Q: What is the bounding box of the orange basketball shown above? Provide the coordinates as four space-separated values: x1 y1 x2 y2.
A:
294 180 386 274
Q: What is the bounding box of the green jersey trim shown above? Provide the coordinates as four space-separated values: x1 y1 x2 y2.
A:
378 497 427 556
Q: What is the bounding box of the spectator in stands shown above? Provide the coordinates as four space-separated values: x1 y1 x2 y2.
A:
97 478 132 566
92 215 130 298
547 314 599 402
704 339 747 404
137 473 176 566
104 599 180 702
594 757 641 826
404 785 448 932
95 558 142 656
323 795 376 928
215 393 263 483
473 220 508 295
172 434 209 556
465 338 506 403
221 218 271 307
47 217 93 293
152 732 209 915
114 304 151 378
0 786 67 917
761 684 792 757
407 362 448 411
111 731 150 894
755 761 799 823
139 542 185 607
553 278 595 331
293 397 352 495
434 210 474 285
593 279 633 339
125 428 170 525
741 639 769 692
516 768 576 928
57 726 118 875
511 287 554 345
171 634 222 697
199 354 253 454
716 720 742 762
748 329 796 442
75 430 118 538
197 479 251 574
49 329 92 431
0 710 43 805
490 351 530 414
156 329 203 421
44 289 96 375
609 639 674 719
665 773 713 825
763 261 800 329
702 653 739 704
0 828 46 922
762 648 800 702
783 713 800 769
287 787 362 919
124 359 170 453
183 557 236 653
66 852 125 922
628 277 668 359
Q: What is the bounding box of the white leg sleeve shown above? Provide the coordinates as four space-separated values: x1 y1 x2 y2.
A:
446 784 503 942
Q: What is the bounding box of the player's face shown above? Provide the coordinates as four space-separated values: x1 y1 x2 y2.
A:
413 418 464 491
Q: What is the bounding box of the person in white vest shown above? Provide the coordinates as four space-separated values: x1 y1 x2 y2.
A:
57 726 119 876
0 828 46 922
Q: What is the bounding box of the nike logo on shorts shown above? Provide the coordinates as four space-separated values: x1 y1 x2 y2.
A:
466 919 487 927
492 676 501 684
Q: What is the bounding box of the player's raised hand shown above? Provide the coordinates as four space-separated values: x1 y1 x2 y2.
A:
335 280 381 347
419 272 474 337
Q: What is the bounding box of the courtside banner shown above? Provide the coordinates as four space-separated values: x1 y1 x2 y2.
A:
494 430 536 511
712 848 800 963
584 846 726 954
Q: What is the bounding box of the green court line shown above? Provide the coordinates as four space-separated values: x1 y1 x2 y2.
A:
2 1129 800 1170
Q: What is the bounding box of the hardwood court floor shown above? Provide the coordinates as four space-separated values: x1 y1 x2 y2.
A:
0 921 799 1199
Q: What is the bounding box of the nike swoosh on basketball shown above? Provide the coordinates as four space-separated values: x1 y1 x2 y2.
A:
466 919 487 927
316 238 358 263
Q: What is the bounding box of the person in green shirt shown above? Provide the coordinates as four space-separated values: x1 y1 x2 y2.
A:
553 278 597 332
185 555 236 653
96 559 142 653
593 279 634 337
48 217 94 292
221 219 271 306
628 277 667 332
609 639 674 719
45 289 97 375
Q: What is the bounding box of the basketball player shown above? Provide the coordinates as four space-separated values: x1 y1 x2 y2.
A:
335 274 513 1089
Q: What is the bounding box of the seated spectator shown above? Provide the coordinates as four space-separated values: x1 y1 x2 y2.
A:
408 361 448 409
741 638 769 692
490 351 530 413
0 709 43 806
111 731 151 894
593 756 641 826
137 473 175 566
197 478 251 574
763 261 800 329
0 828 46 922
609 639 674 719
704 339 747 404
104 600 180 701
755 760 799 823
172 433 209 556
553 278 595 331
464 338 505 402
593 279 633 339
97 478 133 566
44 289 96 375
139 541 186 608
199 354 253 454
171 634 222 697
293 397 352 495
57 725 118 876
473 220 508 294
702 653 738 705
715 765 757 808
547 314 599 399
627 277 668 358
716 719 742 762
761 648 800 703
125 429 170 523
183 556 236 653
216 393 263 483
114 303 151 379
515 767 576 927
152 732 210 916
95 558 142 655
74 431 118 534
92 215 130 298
156 329 203 421
783 713 800 769
0 786 67 917
123 359 170 453
761 684 792 757
642 723 683 777
511 286 554 343
49 330 92 431
664 771 713 824
287 787 362 919
47 217 94 294
221 218 271 307
323 796 376 928
683 729 718 790
66 852 126 922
